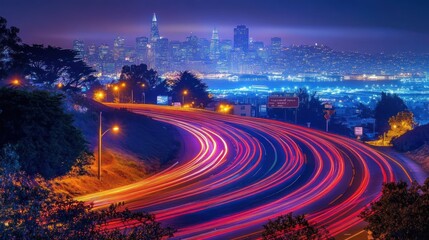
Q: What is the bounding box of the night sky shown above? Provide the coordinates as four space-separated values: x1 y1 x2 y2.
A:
1 0 429 53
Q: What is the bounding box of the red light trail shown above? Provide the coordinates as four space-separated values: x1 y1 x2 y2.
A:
77 104 426 239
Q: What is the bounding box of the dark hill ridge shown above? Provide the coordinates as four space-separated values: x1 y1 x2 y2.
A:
52 95 181 196
392 123 429 152
70 94 181 167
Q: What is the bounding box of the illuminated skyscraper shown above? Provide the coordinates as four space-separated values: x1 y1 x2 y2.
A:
210 28 220 60
233 25 249 52
270 37 282 56
150 13 160 42
98 44 110 60
113 36 125 61
72 40 85 59
136 37 148 64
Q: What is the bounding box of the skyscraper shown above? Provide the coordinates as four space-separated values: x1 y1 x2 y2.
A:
72 40 85 59
270 37 282 56
150 13 160 42
113 36 125 61
136 37 149 64
233 25 249 52
209 28 220 60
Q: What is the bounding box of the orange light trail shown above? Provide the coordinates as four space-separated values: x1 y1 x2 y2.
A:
77 103 426 239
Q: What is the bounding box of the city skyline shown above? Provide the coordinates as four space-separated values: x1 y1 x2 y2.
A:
1 0 429 53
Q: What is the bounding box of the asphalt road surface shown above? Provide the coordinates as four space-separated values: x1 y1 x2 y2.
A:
77 103 427 239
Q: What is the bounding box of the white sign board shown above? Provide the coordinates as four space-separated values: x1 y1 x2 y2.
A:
354 127 363 136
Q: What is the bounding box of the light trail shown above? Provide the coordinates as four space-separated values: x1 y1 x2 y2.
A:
78 103 426 239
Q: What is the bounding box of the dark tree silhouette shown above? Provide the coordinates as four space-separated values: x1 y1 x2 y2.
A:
357 103 373 118
118 64 167 103
62 60 96 91
171 71 211 107
23 45 96 90
359 179 429 240
262 213 334 240
0 16 23 81
375 92 407 134
0 171 176 240
0 88 88 179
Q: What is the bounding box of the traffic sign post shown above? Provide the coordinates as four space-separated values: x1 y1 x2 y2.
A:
323 109 335 132
354 126 363 140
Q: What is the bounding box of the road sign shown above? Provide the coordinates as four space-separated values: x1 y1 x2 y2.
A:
354 127 363 136
268 97 299 108
323 109 335 120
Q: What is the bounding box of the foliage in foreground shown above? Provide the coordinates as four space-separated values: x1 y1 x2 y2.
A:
262 213 334 240
0 171 176 240
359 178 429 240
0 87 89 179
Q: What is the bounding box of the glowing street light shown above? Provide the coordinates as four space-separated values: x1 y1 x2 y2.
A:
94 91 105 101
141 83 146 104
12 79 20 86
113 85 120 103
98 111 119 180
218 104 232 113
182 90 188 106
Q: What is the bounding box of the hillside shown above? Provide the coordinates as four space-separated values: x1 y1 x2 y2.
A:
392 123 429 152
51 95 181 196
405 144 429 173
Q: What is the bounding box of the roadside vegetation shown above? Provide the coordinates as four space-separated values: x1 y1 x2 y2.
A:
1 16 178 238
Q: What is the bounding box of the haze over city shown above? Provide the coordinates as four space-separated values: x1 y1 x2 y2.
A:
2 0 429 52
1 1 429 239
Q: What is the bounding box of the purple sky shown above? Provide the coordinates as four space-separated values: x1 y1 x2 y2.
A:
1 0 429 53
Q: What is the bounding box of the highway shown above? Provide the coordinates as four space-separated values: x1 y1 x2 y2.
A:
77 103 426 239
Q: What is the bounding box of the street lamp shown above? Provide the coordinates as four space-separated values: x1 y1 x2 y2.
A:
11 79 20 86
113 86 120 103
98 112 119 180
182 90 188 106
141 84 146 104
95 91 105 102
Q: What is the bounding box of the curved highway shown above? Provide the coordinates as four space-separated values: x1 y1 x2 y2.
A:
77 103 425 239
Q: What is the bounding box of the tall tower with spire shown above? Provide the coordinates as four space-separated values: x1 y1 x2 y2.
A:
150 13 160 42
209 28 220 60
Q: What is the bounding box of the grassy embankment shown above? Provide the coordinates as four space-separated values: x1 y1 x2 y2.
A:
51 96 181 196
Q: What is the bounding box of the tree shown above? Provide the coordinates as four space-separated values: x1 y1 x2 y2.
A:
23 45 96 90
171 71 211 107
0 87 88 179
262 213 334 240
0 16 23 81
62 59 96 91
359 179 429 240
386 111 416 140
375 92 407 134
0 171 176 240
118 64 167 103
356 103 373 118
296 88 325 127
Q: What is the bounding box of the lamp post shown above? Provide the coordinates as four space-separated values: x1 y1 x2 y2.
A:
98 112 119 180
141 83 146 104
114 86 120 103
182 90 188 106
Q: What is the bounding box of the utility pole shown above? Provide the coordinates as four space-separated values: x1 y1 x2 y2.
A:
98 112 102 180
98 112 119 180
